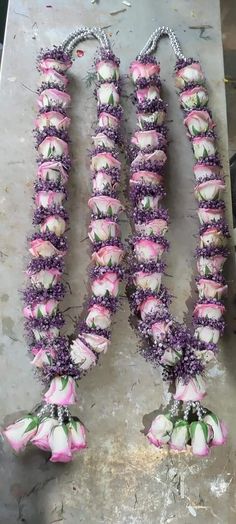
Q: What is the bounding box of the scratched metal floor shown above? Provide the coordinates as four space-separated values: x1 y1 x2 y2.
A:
0 1 236 523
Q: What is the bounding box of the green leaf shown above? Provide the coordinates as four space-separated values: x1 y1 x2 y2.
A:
191 125 200 136
61 376 69 390
202 146 208 159
175 419 189 429
24 416 39 434
47 144 52 157
62 424 69 436
196 94 201 108
37 309 43 319
107 258 113 267
107 205 113 217
144 198 151 210
70 418 78 431
94 233 101 242
205 265 211 276
108 92 114 105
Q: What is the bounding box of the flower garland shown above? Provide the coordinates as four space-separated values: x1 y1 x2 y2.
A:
127 27 228 456
4 28 123 462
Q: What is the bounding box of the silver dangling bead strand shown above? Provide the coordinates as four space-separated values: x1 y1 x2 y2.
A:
37 404 49 419
169 399 180 417
61 26 110 56
64 406 72 422
138 25 186 61
183 401 192 421
57 406 64 425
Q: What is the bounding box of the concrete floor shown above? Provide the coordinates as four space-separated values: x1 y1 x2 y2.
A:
0 1 236 523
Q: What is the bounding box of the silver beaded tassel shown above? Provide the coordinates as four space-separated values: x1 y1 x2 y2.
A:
138 25 186 61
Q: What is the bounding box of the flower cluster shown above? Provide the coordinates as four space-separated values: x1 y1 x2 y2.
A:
4 45 123 462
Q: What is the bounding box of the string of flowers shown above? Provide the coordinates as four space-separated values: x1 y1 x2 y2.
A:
4 28 123 462
126 27 228 456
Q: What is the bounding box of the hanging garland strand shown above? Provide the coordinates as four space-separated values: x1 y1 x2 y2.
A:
127 27 228 456
4 27 123 463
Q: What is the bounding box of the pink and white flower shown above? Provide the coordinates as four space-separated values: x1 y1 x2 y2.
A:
68 420 87 452
194 326 220 344
130 171 163 186
192 136 216 160
92 171 114 193
31 348 54 368
37 161 68 184
88 219 120 242
151 320 172 342
38 136 68 158
131 150 167 168
35 111 71 131
133 271 162 291
175 376 206 402
92 245 124 266
40 68 68 88
134 238 165 262
197 278 228 300
38 57 72 73
197 255 226 276
137 110 166 128
170 420 189 451
130 60 160 83
131 130 166 150
91 152 121 171
81 332 109 353
194 179 225 201
91 271 120 297
44 376 77 406
29 268 61 288
193 302 225 320
37 88 71 109
97 83 119 105
175 62 205 88
86 304 111 329
41 216 66 236
88 195 123 216
49 424 72 463
193 163 220 182
198 207 225 224
204 413 227 446
137 194 162 210
4 416 38 452
136 85 160 102
184 109 214 136
92 132 115 149
135 219 168 236
98 112 119 128
180 86 208 110
32 326 59 342
200 227 226 247
139 296 163 320
96 60 119 81
31 417 57 450
190 421 211 457
29 238 65 258
147 414 173 447
160 348 182 366
35 190 65 208
70 338 96 371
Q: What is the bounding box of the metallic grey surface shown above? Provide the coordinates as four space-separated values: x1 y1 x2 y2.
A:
0 0 236 522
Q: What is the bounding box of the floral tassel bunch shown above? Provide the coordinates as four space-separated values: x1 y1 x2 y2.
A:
4 45 123 462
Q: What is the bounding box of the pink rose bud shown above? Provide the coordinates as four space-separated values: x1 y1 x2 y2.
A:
96 60 119 81
198 207 224 224
197 278 228 300
88 196 123 216
37 88 71 109
32 326 59 342
194 326 220 344
29 238 65 258
29 268 61 288
31 348 56 368
92 132 115 149
91 152 121 172
69 419 87 452
86 304 111 329
131 150 167 168
137 194 162 211
35 190 65 208
151 320 172 342
92 171 114 193
40 216 66 236
175 62 205 88
134 238 166 262
130 171 163 186
23 298 58 319
136 85 160 102
37 161 68 184
174 375 206 402
98 112 119 128
81 332 109 353
170 420 189 451
44 376 77 406
160 348 182 366
194 179 225 201
88 219 120 242
35 111 71 131
131 130 166 150
193 163 220 182
204 412 227 446
92 245 124 266
200 227 226 248
31 417 58 450
137 110 166 128
70 338 96 371
190 421 210 457
192 136 216 160
91 271 120 297
4 416 39 452
139 296 163 320
184 109 214 136
130 60 160 83
38 57 72 73
40 68 68 88
133 271 162 291
147 414 173 447
180 86 208 110
135 219 168 236
97 82 120 105
49 424 72 463
193 302 225 320
38 136 68 159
